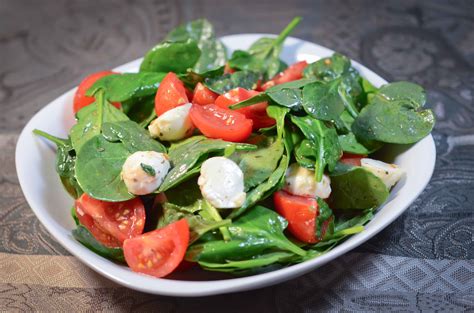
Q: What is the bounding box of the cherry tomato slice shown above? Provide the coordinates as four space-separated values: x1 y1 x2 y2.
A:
340 153 367 167
75 194 146 244
274 190 319 243
261 61 308 90
73 71 121 113
74 205 122 248
155 72 189 116
189 103 253 142
123 219 190 278
192 83 218 105
215 88 275 130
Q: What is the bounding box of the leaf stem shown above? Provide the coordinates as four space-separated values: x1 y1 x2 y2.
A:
204 201 232 241
273 17 302 48
33 129 67 147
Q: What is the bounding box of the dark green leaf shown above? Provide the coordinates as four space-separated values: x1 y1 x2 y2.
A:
302 80 346 121
178 66 225 89
338 133 382 154
352 96 435 144
291 115 342 181
187 206 306 265
166 19 227 73
329 163 389 210
303 53 351 81
72 226 125 263
204 70 260 94
377 81 426 109
86 72 166 102
315 198 334 240
159 136 256 192
198 252 294 273
140 39 201 74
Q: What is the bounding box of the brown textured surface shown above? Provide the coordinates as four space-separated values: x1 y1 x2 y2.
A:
1 0 473 311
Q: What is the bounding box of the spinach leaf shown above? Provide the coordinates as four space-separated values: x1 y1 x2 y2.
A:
315 198 334 240
166 19 227 73
230 78 316 111
33 130 83 199
302 80 346 121
72 226 125 263
291 115 342 181
329 163 389 210
86 72 166 102
122 96 156 128
75 135 133 201
178 66 225 89
70 92 129 152
338 133 382 154
352 96 435 144
294 139 316 169
236 136 284 191
204 70 260 94
303 53 351 81
139 39 201 74
377 81 426 109
101 121 165 153
187 206 306 264
228 17 301 80
159 136 256 192
198 252 294 273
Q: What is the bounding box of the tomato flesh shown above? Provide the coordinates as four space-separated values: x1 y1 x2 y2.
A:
73 71 121 113
261 61 308 90
75 194 145 245
155 72 189 116
215 88 275 130
75 205 121 248
340 153 366 167
190 103 253 142
123 219 190 278
273 190 319 243
192 83 218 105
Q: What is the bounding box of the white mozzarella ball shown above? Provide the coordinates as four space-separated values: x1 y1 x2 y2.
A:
121 151 170 195
283 163 331 199
360 158 404 189
148 103 194 141
198 157 246 209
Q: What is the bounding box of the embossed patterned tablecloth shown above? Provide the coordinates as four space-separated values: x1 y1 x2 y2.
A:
1 0 473 311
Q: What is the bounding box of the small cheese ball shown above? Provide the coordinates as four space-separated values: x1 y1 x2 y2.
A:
198 157 246 209
360 158 404 189
121 151 170 195
148 103 194 141
283 163 331 199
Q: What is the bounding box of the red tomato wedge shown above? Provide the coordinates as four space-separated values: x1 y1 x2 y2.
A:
123 219 190 278
74 205 122 248
215 88 275 130
75 194 145 245
192 83 218 105
273 191 319 243
155 72 189 116
340 153 366 167
73 71 121 113
189 103 253 142
261 61 308 90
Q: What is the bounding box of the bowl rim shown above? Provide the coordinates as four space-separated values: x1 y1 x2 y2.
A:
15 34 436 297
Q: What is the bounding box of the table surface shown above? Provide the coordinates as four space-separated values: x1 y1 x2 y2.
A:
1 0 473 311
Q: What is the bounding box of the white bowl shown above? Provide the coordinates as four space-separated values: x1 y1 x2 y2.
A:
15 34 436 296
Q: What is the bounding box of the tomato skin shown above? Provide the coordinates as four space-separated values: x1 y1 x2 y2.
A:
224 63 236 74
189 104 253 142
340 153 366 167
74 205 122 248
123 219 190 278
215 88 275 130
75 194 145 245
273 190 319 243
192 83 218 105
261 61 308 91
155 72 189 116
73 71 121 113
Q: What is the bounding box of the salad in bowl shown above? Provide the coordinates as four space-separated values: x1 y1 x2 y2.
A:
33 17 435 279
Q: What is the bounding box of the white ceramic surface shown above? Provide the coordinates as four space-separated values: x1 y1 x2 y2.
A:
15 34 436 297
